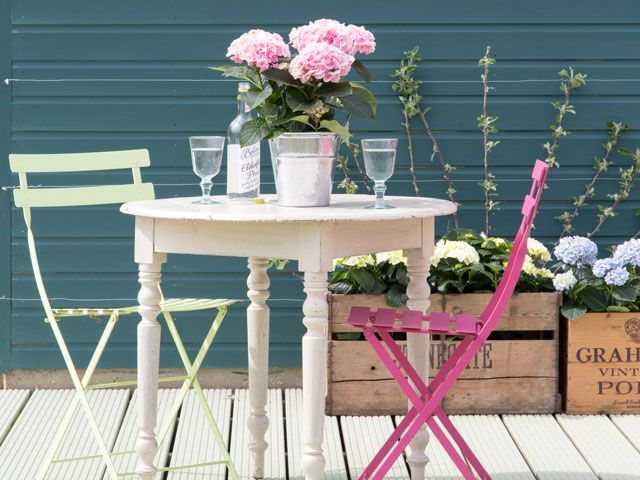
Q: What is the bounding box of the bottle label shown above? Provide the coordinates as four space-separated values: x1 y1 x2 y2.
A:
227 143 260 194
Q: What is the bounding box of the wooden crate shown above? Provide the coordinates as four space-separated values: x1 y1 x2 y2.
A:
327 292 561 415
565 313 640 414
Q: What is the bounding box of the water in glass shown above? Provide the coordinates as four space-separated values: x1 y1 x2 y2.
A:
189 136 225 204
361 138 398 209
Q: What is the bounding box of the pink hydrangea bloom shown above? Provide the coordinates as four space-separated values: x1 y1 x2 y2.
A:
289 19 375 56
226 29 291 72
289 43 354 83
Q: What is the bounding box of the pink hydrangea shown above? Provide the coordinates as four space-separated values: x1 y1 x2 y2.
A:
289 19 375 56
289 43 354 83
226 29 291 72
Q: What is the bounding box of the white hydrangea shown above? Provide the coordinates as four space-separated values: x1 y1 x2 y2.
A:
376 250 407 265
552 270 577 292
333 254 375 269
481 235 509 249
431 240 480 266
527 238 551 262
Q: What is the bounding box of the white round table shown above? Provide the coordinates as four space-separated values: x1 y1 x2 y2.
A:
121 194 457 480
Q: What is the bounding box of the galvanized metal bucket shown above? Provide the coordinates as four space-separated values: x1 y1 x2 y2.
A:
268 132 339 207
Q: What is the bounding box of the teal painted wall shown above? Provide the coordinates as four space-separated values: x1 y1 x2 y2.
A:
2 0 640 370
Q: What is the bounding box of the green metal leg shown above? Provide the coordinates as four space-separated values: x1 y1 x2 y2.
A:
36 313 120 480
161 308 238 479
37 312 120 480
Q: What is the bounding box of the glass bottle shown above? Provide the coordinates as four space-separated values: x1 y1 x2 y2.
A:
227 82 260 200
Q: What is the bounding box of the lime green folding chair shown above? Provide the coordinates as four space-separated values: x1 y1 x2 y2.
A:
9 149 239 480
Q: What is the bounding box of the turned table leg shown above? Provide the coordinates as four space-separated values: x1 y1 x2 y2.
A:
405 218 434 480
135 255 164 480
300 271 328 480
247 257 270 479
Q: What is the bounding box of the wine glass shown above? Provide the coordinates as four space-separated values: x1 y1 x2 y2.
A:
189 136 225 205
361 138 398 209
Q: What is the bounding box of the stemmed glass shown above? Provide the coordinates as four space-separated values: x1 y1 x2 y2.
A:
361 138 398 209
189 136 225 205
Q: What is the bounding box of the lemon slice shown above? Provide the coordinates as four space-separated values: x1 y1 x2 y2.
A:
251 197 266 204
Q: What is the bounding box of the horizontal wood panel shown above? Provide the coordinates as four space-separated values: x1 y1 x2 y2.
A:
330 293 562 333
13 0 640 25
11 62 640 97
330 339 558 382
12 28 640 61
13 97 640 132
328 377 559 415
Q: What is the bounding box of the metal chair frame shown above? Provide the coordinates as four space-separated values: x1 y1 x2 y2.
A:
348 160 549 480
9 149 239 479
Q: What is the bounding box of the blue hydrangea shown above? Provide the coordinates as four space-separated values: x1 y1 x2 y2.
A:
553 236 598 266
605 267 630 286
613 239 640 267
592 257 623 278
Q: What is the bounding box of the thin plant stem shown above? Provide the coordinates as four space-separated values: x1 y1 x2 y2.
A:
556 121 627 244
478 46 499 235
417 111 460 229
403 110 420 196
588 148 640 238
347 142 371 193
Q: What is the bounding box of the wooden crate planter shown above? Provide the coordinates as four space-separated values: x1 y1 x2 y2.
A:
565 313 640 414
327 292 561 415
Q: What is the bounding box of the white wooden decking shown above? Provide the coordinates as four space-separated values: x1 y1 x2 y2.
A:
0 389 639 479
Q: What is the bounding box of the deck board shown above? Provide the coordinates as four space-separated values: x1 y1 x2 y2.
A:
0 390 29 447
609 415 640 452
103 389 180 480
229 388 286 479
342 415 409 479
284 388 347 480
166 389 233 480
503 414 596 479
0 389 129 480
556 414 640 479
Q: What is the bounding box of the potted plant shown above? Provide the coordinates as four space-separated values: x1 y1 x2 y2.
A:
212 19 378 207
326 231 562 415
553 236 640 413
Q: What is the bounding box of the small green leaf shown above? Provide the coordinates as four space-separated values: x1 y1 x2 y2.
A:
262 68 302 86
209 65 259 85
239 117 271 147
239 84 273 110
339 83 377 119
384 284 408 308
561 303 588 320
607 305 631 312
287 115 312 126
352 60 373 83
580 286 609 312
286 89 322 112
613 285 637 302
319 119 351 142
329 281 354 294
352 270 375 291
317 82 353 97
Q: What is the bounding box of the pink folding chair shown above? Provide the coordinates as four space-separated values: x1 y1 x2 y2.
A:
348 160 549 480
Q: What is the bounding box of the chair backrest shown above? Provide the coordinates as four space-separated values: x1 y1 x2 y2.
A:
8 149 155 317
478 159 549 332
9 149 154 208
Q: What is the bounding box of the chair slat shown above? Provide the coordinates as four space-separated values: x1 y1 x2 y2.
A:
9 149 150 173
428 312 451 332
455 314 478 334
348 306 371 327
13 183 155 208
401 310 423 330
373 309 397 328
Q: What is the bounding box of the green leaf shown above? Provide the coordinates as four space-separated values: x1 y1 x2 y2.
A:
352 270 376 291
286 89 322 112
262 68 302 86
607 305 631 312
561 303 588 320
339 83 377 119
319 119 351 142
209 65 259 85
384 284 408 308
352 60 373 83
239 117 271 147
287 115 312 126
317 82 353 97
239 84 273 110
579 286 609 312
612 285 637 302
328 281 354 295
